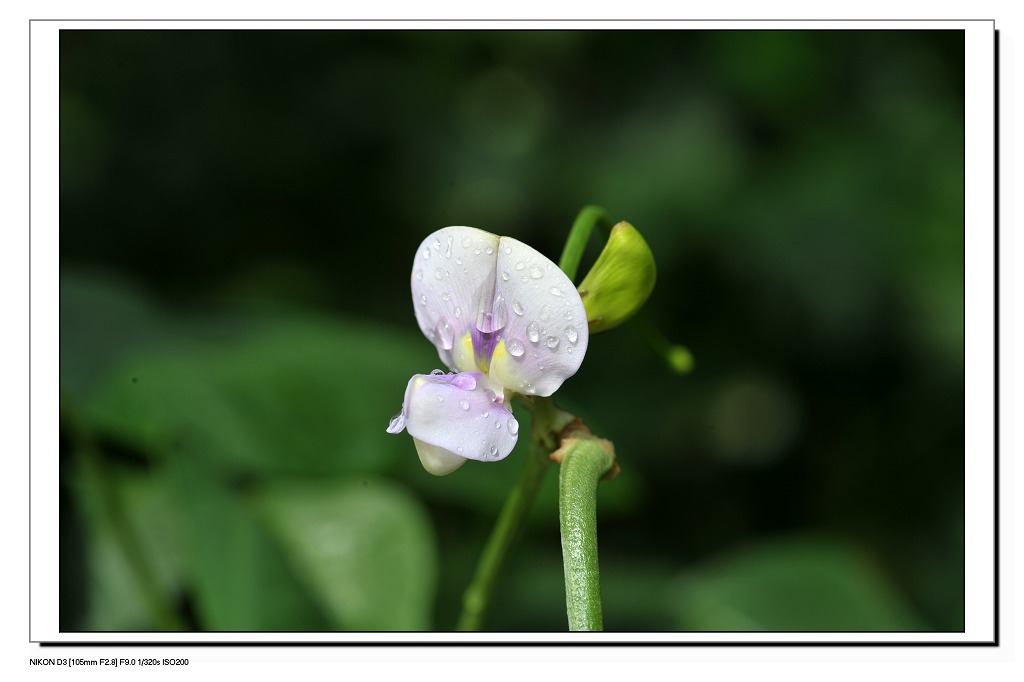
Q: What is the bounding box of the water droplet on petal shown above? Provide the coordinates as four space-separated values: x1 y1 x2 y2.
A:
423 248 431 260
451 374 477 390
507 339 525 357
433 237 441 251
515 262 525 271
505 246 512 255
459 399 470 411
527 322 540 343
445 236 453 258
489 444 498 457
462 236 473 248
550 286 563 297
436 320 454 350
565 327 578 344
434 267 444 280
481 411 490 419
436 395 444 403
442 292 451 301
501 270 510 282
485 246 494 255
414 269 423 281
419 294 428 306
529 264 543 279
494 421 501 429
474 248 481 255
454 306 462 318
430 369 445 377
545 336 560 350
508 418 519 435
512 300 524 316
565 311 574 321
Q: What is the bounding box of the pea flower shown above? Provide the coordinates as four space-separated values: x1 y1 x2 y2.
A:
387 226 589 475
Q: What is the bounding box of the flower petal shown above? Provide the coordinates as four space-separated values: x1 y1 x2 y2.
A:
487 236 589 396
399 372 519 473
411 227 501 373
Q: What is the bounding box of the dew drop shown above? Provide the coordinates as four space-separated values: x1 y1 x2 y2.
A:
462 236 473 248
436 395 444 403
515 261 525 271
504 246 512 255
434 267 444 280
451 374 477 390
430 369 445 377
520 276 528 283
436 320 454 350
550 286 563 297
489 445 498 457
414 269 423 281
565 310 574 321
481 411 490 419
494 421 501 430
529 264 544 279
485 246 494 255
501 270 510 282
445 236 453 258
508 418 519 435
422 248 431 260
442 292 451 301
454 306 462 318
512 300 524 316
507 339 525 357
474 248 481 255
565 326 578 344
419 294 428 306
433 237 441 251
527 322 540 343
459 399 470 411
544 336 560 350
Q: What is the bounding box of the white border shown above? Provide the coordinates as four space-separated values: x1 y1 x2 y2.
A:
30 19 996 646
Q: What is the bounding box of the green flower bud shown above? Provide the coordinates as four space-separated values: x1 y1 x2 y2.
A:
577 221 656 333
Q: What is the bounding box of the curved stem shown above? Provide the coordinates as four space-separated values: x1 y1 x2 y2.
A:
558 205 615 282
457 397 573 630
554 433 616 631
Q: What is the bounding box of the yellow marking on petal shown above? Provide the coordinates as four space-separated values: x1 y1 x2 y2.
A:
453 332 478 374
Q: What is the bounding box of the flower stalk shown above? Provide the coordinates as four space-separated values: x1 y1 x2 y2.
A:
456 396 573 630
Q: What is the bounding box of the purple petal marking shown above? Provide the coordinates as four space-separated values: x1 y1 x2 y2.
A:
411 227 500 372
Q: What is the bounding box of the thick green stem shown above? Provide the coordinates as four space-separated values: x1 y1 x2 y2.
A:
555 434 616 631
457 397 573 630
558 205 615 282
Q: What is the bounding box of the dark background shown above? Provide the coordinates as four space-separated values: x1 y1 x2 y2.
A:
59 29 965 632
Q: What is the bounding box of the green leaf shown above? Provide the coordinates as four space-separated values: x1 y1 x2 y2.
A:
84 315 437 476
671 535 929 631
168 454 331 630
253 477 437 630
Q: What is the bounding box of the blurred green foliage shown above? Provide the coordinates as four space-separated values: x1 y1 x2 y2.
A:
59 30 964 632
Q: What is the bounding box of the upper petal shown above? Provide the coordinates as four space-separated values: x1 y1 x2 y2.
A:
487 236 589 396
410 227 501 373
402 371 520 465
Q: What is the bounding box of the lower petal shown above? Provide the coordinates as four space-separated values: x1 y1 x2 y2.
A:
389 371 520 475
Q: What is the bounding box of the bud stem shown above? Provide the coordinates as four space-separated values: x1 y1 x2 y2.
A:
558 205 615 282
